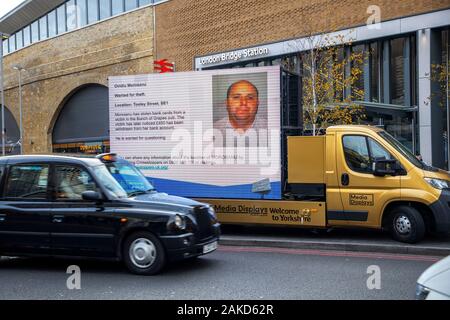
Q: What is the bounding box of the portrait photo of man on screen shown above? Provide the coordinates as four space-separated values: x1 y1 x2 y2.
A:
213 72 268 148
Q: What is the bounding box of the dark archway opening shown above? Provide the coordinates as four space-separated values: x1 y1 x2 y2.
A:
0 106 20 155
52 84 110 154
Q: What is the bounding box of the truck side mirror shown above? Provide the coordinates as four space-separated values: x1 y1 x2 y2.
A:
372 159 400 177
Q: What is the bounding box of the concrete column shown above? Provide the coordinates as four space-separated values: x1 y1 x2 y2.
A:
418 29 433 165
417 28 444 167
382 40 391 104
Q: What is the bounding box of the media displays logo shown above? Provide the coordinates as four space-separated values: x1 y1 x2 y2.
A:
349 194 374 206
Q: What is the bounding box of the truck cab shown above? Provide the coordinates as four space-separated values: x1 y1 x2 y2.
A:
288 125 450 243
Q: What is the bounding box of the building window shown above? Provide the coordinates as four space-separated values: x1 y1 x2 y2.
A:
139 0 151 6
48 10 57 37
112 0 124 15
23 26 31 47
125 0 138 11
351 44 365 101
66 0 77 31
334 47 345 102
31 20 39 43
16 30 23 50
2 40 8 55
369 42 380 102
390 38 405 105
100 0 112 20
8 35 16 52
440 29 449 170
88 0 99 24
39 15 48 40
57 4 67 34
77 0 88 27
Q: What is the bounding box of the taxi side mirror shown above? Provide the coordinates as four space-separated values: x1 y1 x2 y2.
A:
82 191 104 202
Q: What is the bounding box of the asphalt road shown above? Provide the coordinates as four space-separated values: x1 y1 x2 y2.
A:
0 245 439 300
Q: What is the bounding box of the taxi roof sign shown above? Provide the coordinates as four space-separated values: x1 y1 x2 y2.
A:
97 153 118 163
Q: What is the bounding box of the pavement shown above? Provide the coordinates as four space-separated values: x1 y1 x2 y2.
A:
219 225 450 257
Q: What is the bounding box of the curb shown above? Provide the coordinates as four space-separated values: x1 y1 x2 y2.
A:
219 236 450 257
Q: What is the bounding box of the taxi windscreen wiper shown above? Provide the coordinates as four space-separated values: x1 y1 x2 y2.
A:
127 190 150 197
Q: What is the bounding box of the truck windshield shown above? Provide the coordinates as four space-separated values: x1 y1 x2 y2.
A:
104 161 155 196
91 165 128 198
378 131 424 169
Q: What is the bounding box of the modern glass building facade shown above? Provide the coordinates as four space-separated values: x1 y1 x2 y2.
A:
202 33 419 153
195 12 450 169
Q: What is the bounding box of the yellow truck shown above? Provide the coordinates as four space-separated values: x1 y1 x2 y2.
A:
199 125 450 243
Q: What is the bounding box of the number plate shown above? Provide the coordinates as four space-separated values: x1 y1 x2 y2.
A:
203 241 218 254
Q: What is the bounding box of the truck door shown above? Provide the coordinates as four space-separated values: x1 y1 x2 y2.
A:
335 133 401 227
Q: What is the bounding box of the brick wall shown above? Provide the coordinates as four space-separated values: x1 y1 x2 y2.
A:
3 7 154 154
155 0 450 71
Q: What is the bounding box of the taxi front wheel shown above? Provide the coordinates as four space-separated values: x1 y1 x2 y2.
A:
388 206 425 244
123 231 166 275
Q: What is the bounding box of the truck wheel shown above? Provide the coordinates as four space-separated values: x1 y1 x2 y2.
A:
123 231 166 275
388 206 425 244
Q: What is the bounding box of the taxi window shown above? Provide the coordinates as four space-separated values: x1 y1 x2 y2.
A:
55 165 99 200
4 165 49 199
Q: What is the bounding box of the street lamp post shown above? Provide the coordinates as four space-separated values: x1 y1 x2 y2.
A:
12 65 24 155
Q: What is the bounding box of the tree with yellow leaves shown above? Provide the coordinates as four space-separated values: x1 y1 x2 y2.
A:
290 33 368 135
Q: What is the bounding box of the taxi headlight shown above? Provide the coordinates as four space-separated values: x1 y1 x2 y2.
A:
208 207 218 223
174 214 186 230
424 178 450 190
208 207 216 218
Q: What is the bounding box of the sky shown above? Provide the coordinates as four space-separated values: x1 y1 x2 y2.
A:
0 0 27 19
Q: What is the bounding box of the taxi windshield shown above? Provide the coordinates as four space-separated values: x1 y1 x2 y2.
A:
104 161 155 196
91 165 128 198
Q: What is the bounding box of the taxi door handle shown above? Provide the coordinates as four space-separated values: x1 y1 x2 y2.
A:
0 214 6 222
53 215 64 223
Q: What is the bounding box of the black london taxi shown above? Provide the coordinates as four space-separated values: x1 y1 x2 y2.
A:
0 154 220 275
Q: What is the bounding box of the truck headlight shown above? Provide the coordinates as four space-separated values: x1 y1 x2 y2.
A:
415 283 430 300
424 178 450 190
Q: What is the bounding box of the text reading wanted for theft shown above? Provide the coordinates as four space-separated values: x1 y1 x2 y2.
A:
349 194 374 206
